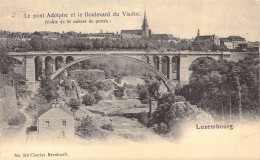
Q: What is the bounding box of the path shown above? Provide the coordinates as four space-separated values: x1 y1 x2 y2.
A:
17 96 33 142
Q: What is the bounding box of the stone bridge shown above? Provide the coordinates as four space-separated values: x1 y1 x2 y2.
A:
8 51 231 92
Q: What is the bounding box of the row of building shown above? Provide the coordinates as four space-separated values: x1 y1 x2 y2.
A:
0 9 259 51
193 29 259 51
0 9 179 43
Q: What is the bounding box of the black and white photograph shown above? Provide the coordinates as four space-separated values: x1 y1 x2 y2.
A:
0 0 259 159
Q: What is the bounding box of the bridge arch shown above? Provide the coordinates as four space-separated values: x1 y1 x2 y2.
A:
141 55 149 63
35 56 43 81
50 54 174 92
45 56 55 76
153 55 159 70
172 56 180 80
189 56 218 71
161 56 170 79
66 56 74 64
55 56 64 70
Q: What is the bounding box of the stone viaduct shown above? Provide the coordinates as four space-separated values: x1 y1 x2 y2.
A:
8 51 231 92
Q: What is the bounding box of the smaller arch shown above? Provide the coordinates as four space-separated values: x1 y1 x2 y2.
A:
55 56 64 70
161 56 170 79
45 56 55 76
172 56 180 80
34 56 43 81
153 56 159 70
66 56 74 64
141 55 149 64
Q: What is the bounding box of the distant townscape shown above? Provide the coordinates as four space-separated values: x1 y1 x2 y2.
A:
0 8 259 144
0 10 259 53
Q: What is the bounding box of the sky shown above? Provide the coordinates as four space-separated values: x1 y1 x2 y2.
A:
0 0 259 41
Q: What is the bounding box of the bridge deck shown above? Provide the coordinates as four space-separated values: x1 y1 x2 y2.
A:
8 51 231 56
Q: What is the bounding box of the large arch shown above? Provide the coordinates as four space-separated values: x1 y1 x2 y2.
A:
50 55 174 92
34 56 43 81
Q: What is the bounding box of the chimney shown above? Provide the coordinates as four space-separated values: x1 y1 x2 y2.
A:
51 103 56 108
51 102 60 108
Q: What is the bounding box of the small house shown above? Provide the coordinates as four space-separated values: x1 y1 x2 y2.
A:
37 102 74 142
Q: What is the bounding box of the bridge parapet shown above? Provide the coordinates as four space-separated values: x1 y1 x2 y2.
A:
8 51 231 56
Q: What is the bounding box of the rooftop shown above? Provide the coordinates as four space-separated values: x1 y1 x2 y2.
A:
38 107 74 119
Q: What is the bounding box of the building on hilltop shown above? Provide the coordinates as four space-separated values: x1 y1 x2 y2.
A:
151 34 180 43
220 36 246 50
37 102 74 142
247 41 260 52
194 29 220 46
121 8 151 39
220 38 233 49
228 36 246 50
121 8 178 42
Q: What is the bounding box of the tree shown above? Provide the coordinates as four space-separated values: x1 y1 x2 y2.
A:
68 98 80 112
115 73 123 84
37 76 59 103
29 36 45 51
149 100 213 136
76 116 97 138
0 48 16 74
18 41 32 51
177 55 260 120
137 76 161 117
93 92 102 103
137 79 161 104
82 93 96 106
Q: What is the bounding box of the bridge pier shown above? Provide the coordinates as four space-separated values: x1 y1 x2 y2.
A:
42 58 45 78
25 55 36 82
158 56 162 73
179 54 190 83
168 55 173 81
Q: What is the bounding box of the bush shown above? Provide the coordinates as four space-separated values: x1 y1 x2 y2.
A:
174 96 185 102
115 74 123 84
100 124 114 132
137 111 149 126
113 87 124 99
153 123 168 134
149 101 213 137
68 98 80 111
93 92 102 103
8 112 26 126
76 116 107 138
82 93 96 106
76 116 97 138
97 81 114 91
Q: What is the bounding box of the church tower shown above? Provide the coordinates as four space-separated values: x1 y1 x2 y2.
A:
142 7 150 38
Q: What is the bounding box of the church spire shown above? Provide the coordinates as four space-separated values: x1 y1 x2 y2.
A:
142 6 149 30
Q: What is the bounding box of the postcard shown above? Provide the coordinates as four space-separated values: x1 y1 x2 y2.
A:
0 0 259 159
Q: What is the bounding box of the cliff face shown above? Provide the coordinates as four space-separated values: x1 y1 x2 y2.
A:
0 86 18 122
